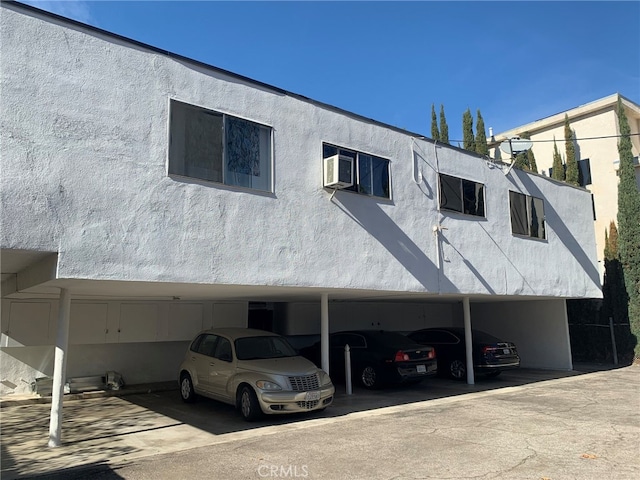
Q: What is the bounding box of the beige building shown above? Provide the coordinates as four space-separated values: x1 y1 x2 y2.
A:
490 93 640 278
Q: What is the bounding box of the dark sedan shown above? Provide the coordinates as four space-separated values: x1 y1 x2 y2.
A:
300 330 437 389
407 327 520 380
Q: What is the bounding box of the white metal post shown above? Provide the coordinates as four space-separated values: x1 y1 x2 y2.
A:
48 288 71 447
345 344 352 395
463 297 475 385
321 293 329 376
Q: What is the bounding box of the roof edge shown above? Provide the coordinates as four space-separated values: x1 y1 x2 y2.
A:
3 1 444 145
493 93 640 140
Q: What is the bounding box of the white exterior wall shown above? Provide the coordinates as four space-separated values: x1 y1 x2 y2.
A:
0 298 247 395
0 6 601 300
277 302 460 335
492 97 640 277
471 300 572 370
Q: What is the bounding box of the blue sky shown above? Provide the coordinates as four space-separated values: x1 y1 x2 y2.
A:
20 1 640 143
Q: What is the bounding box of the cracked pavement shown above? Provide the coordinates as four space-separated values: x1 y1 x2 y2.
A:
1 365 638 479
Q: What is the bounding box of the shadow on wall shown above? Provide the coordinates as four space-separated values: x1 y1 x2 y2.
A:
0 347 55 395
509 170 602 290
331 191 453 293
438 230 497 295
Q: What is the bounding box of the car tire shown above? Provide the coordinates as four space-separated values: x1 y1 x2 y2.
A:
449 359 466 381
180 373 195 403
238 385 262 422
360 366 379 389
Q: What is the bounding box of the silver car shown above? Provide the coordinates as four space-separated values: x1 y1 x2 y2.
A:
179 328 335 421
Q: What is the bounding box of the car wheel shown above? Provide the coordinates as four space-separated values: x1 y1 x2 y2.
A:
360 366 379 389
449 359 466 381
485 370 502 378
180 373 195 403
238 385 262 422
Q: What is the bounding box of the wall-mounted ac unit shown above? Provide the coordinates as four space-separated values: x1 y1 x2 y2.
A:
323 154 354 189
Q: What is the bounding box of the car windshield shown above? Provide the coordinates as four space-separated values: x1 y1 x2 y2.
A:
235 336 299 360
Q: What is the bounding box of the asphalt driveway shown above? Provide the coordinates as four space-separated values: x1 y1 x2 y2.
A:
1 365 638 479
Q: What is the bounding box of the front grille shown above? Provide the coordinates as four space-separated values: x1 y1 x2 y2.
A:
296 400 320 409
288 374 319 391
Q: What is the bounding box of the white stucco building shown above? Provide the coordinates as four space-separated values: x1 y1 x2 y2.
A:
1 0 601 417
490 94 640 278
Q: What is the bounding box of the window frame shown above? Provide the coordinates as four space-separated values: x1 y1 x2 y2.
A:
509 191 546 240
168 99 274 193
322 143 392 200
438 173 486 218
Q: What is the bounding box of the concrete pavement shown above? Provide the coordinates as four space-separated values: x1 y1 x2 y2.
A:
1 365 638 479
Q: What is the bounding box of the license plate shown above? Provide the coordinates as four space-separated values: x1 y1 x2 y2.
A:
416 364 426 373
305 391 320 401
503 349 511 355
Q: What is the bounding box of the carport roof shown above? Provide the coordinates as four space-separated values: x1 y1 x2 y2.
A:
1 248 569 303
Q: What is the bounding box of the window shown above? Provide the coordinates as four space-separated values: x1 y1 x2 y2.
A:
322 143 390 199
192 334 218 357
577 159 592 187
213 337 232 362
169 100 272 192
235 336 298 360
509 191 546 240
438 174 485 217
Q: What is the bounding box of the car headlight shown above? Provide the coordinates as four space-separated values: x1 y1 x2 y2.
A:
319 370 332 386
255 380 282 391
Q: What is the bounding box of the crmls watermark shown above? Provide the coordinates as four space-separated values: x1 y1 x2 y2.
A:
257 464 309 478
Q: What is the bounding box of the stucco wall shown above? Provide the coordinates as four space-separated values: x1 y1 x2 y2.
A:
1 5 601 300
276 302 459 335
0 298 247 395
492 99 640 277
471 300 572 370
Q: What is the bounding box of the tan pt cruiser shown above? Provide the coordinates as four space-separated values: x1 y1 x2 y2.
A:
179 328 335 421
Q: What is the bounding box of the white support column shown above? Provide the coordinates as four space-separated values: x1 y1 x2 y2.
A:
321 293 329 376
48 288 71 447
462 297 475 385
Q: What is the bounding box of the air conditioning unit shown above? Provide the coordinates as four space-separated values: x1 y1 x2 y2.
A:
323 154 354 189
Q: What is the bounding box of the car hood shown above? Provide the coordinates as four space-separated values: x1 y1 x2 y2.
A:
238 356 319 376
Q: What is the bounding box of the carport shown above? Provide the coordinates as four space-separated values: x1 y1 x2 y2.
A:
1 248 573 447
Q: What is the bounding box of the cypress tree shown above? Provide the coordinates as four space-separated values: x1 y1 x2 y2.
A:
564 114 579 185
609 221 619 259
439 105 449 145
522 131 538 173
462 108 475 152
513 132 531 171
430 104 440 141
615 98 640 358
551 138 565 181
513 150 529 171
602 221 631 360
475 110 489 156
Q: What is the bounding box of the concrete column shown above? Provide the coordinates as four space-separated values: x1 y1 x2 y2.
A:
463 297 475 385
321 293 329 375
48 288 71 447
